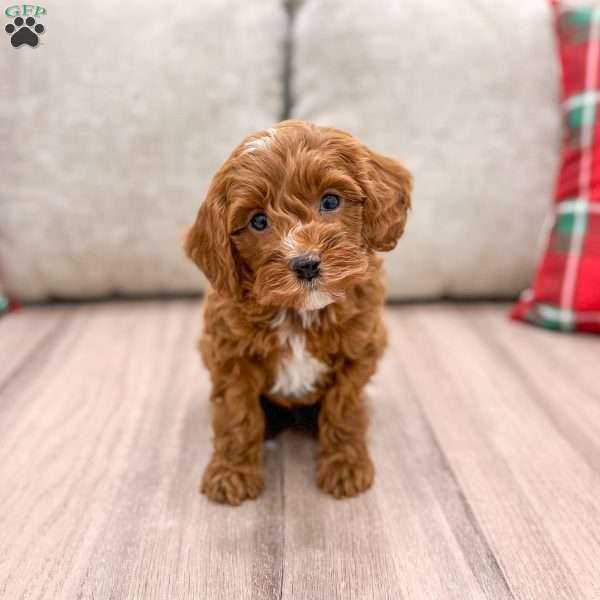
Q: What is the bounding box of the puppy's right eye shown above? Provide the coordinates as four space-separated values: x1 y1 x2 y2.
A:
250 212 268 231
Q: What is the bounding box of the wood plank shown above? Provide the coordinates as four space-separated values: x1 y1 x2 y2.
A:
472 306 600 473
1 301 599 599
279 319 513 600
0 305 69 388
0 300 283 600
385 304 600 600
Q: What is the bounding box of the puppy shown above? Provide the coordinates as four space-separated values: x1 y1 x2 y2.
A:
185 120 412 505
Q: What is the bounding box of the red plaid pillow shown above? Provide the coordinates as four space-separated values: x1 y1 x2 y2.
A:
512 2 600 333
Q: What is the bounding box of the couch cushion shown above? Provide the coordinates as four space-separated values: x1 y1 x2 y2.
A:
291 0 561 299
0 0 286 301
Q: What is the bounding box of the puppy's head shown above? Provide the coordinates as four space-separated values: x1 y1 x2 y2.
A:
185 120 412 309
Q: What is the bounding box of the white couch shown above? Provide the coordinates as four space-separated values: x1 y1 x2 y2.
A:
0 0 559 301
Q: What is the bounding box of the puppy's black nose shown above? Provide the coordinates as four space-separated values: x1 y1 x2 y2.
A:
290 255 321 281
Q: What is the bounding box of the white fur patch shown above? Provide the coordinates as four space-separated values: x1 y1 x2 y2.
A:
303 289 334 311
242 127 277 154
270 315 328 397
273 307 321 329
297 308 320 329
282 225 301 256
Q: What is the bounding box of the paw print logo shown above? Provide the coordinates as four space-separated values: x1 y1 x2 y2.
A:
5 16 45 48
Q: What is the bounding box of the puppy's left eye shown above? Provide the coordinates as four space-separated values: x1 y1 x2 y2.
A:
320 193 341 212
250 212 269 231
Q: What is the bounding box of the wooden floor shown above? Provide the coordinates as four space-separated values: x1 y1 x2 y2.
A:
0 300 599 600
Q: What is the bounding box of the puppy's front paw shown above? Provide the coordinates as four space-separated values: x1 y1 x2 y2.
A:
316 452 374 498
200 457 264 506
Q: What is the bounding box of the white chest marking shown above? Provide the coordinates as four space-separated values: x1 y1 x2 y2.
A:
270 317 327 397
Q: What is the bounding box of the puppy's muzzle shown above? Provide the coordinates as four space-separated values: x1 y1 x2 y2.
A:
290 254 320 281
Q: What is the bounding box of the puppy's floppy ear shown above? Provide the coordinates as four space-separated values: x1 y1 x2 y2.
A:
184 172 239 296
361 148 412 252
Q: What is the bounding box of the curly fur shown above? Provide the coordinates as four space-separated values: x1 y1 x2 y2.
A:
185 120 412 505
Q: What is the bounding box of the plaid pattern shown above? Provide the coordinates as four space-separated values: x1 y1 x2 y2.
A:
512 2 600 333
0 294 19 317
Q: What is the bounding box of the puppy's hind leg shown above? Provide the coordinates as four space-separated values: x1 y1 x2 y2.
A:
201 360 266 505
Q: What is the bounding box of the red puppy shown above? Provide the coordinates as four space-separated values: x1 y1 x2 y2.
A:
186 120 412 505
